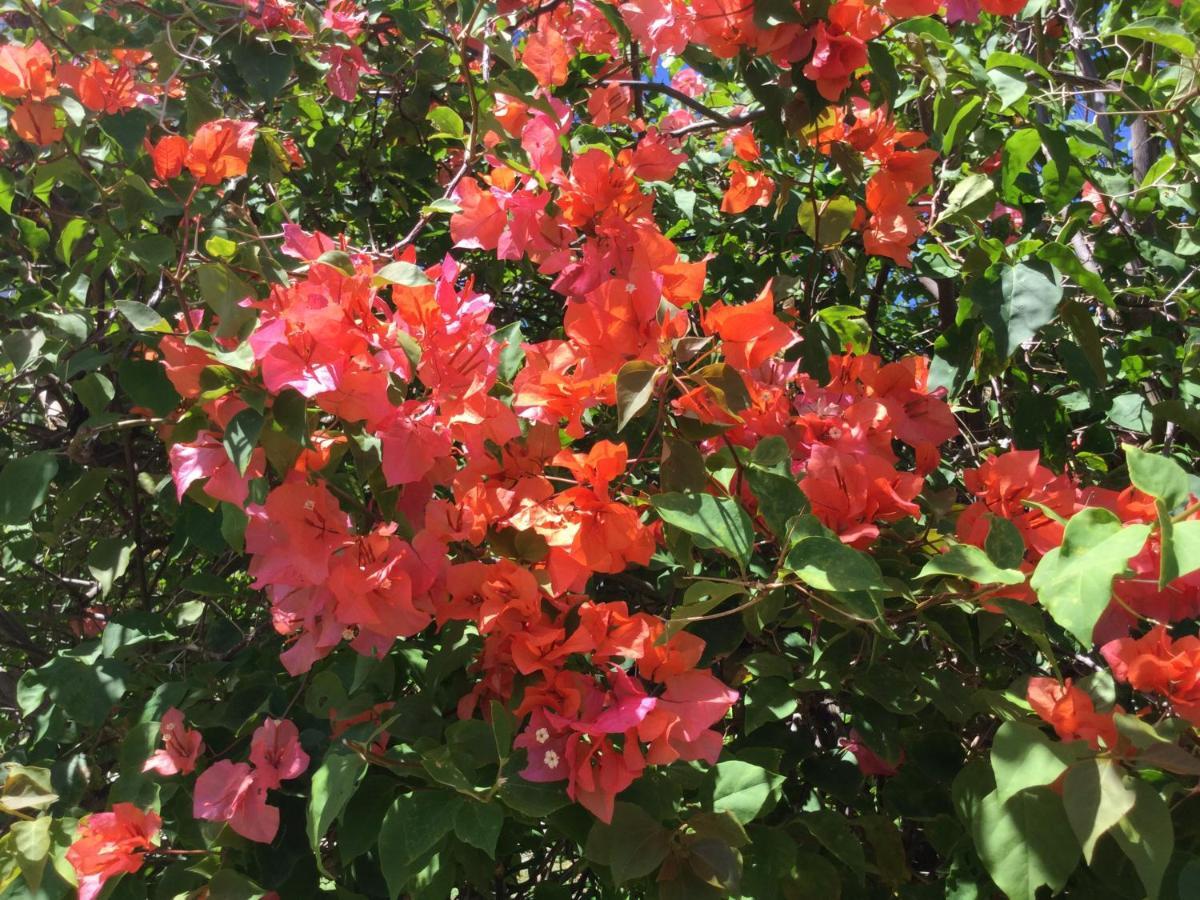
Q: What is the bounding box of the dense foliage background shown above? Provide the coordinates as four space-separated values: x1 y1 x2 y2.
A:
2 0 1200 897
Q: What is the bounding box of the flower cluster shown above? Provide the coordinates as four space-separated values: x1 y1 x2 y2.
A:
66 804 161 900
194 718 310 843
956 449 1200 636
0 41 173 145
142 707 204 777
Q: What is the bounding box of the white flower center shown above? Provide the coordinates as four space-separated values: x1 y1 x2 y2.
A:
535 728 550 744
543 750 559 770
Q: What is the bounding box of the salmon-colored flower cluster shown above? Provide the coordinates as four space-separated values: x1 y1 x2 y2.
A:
955 448 1200 636
1 42 172 146
147 119 258 185
1026 677 1126 753
67 804 161 900
194 718 309 843
142 707 204 776
1102 627 1200 726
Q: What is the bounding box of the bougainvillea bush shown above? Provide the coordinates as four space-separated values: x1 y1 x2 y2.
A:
2 0 1200 896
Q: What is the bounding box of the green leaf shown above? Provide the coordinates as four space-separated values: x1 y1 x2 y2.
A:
204 869 270 899
497 778 568 818
744 677 799 734
798 195 857 246
120 358 182 415
1037 242 1115 308
917 543 1026 585
652 492 755 567
56 218 88 265
375 261 432 287
1063 758 1137 863
184 330 255 371
705 761 785 824
196 264 256 335
1170 520 1200 581
669 580 746 634
1112 779 1174 899
0 453 58 525
942 95 983 152
1000 128 1041 201
615 360 659 431
584 802 672 884
427 105 465 139
1124 445 1189 511
1112 17 1197 56
115 300 172 334
223 407 265 476
74 372 115 417
796 810 866 874
1058 299 1108 386
87 537 135 598
987 68 1027 111
378 792 460 898
971 787 1081 900
307 753 366 865
0 764 57 813
1030 508 1151 645
744 466 807 539
453 800 503 857
127 234 176 269
231 41 294 101
973 261 1063 358
10 816 51 892
784 537 887 592
939 173 997 223
985 515 1027 569
990 721 1079 804
985 50 1051 80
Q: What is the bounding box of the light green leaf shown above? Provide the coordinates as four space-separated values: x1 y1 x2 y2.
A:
375 260 432 287
1063 758 1137 863
940 173 997 223
798 195 857 246
1113 17 1196 56
974 261 1063 358
784 537 887 592
990 721 1079 804
705 761 785 824
1030 508 1151 645
115 300 172 334
1170 520 1200 582
427 105 465 138
985 50 1051 80
1112 779 1174 899
987 68 1027 110
223 407 265 476
10 816 51 892
971 787 1081 900
1124 445 1189 511
652 492 755 567
1037 242 1115 309
307 753 366 865
917 543 1026 585
184 330 255 371
87 537 135 598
